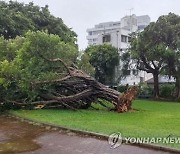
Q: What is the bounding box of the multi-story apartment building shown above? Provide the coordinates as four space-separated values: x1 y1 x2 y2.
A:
86 14 151 85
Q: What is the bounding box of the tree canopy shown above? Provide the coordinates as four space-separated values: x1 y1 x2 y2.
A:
126 13 180 99
0 1 77 45
78 52 95 76
0 31 78 102
84 44 119 85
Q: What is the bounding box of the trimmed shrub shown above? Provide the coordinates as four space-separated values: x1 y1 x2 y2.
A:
159 84 175 98
138 83 153 98
117 85 128 93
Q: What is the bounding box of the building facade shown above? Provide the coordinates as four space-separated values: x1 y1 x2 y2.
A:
86 14 152 85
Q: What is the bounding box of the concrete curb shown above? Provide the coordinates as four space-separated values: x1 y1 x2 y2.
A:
8 113 180 153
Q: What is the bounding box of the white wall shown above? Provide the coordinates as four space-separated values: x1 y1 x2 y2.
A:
86 15 151 85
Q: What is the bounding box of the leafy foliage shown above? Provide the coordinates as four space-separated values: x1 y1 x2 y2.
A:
138 82 153 98
117 85 129 93
159 84 175 99
0 31 78 103
120 51 131 78
0 1 77 45
78 52 95 76
125 13 180 98
85 44 119 85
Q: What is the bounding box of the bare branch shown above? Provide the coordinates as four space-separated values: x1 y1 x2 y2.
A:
37 52 71 75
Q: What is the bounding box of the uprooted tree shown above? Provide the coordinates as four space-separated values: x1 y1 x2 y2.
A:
0 31 137 113
0 1 137 112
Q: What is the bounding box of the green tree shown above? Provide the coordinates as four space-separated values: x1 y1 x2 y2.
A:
160 13 180 99
166 41 180 99
176 40 180 99
85 44 119 85
0 31 78 102
78 52 95 76
0 1 77 45
0 36 24 102
128 13 180 98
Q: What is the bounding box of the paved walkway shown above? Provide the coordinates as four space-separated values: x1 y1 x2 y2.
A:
0 115 171 154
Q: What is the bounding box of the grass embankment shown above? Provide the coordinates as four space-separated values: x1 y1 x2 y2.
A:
11 100 180 148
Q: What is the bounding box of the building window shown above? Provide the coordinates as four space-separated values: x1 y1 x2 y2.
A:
103 35 111 43
140 62 144 69
140 77 144 83
133 69 138 75
88 39 92 43
128 37 131 43
124 70 131 76
121 35 127 43
89 31 93 35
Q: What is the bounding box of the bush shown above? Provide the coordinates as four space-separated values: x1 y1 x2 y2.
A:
159 84 175 98
0 102 12 112
138 83 153 98
117 85 129 93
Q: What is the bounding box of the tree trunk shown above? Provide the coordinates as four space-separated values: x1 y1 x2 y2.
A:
5 66 138 112
153 71 159 99
175 77 180 100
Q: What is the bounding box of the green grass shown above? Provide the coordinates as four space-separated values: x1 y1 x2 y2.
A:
11 100 180 149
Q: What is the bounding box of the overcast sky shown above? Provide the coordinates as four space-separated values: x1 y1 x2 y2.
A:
8 0 180 50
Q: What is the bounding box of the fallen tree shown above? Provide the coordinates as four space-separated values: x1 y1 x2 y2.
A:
0 31 137 113
5 60 138 113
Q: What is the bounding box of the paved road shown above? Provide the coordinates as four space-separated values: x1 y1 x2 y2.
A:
0 115 172 154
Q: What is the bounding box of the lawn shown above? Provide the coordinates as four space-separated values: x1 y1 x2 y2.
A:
11 100 180 148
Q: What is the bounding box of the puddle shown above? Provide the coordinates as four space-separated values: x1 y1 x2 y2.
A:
0 115 46 153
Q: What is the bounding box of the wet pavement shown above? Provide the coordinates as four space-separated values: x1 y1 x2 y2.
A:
0 115 172 154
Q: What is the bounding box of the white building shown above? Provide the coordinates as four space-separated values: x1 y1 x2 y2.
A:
137 15 151 31
86 14 152 85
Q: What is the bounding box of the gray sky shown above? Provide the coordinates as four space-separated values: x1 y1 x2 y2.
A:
8 0 180 49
